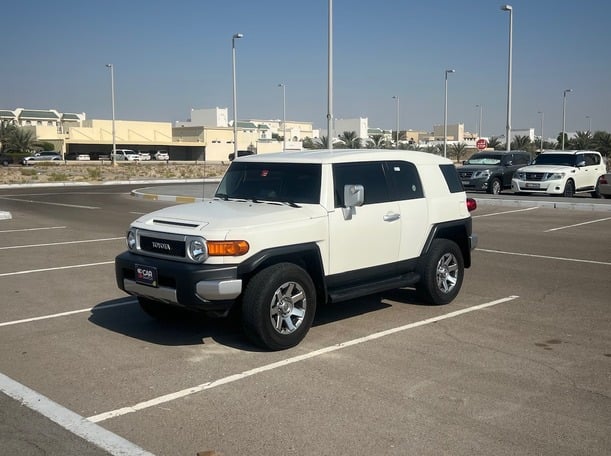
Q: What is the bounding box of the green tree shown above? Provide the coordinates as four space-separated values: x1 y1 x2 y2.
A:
511 135 534 152
366 134 390 149
569 131 594 150
338 131 361 149
556 132 570 149
487 136 502 150
8 128 36 152
593 131 611 160
0 120 17 153
450 142 468 162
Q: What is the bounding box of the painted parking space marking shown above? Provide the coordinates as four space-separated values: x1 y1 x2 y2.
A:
0 237 123 250
0 226 66 233
0 260 114 277
0 372 155 456
478 248 611 266
543 216 611 232
87 295 519 423
0 301 134 328
472 207 538 218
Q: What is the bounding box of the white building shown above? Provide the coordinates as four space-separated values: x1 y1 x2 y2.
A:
176 107 229 127
334 117 369 139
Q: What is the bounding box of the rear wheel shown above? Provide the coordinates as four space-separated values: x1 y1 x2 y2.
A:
242 263 316 350
417 239 464 305
487 178 502 195
591 180 602 198
563 179 575 197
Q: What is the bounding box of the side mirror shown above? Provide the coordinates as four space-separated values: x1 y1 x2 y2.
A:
342 184 364 220
344 184 364 207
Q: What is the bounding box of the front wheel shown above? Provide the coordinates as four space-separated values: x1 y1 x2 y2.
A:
417 239 464 305
487 178 502 195
563 179 575 197
242 263 316 350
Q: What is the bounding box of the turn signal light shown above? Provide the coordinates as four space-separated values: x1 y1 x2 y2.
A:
466 198 477 212
207 240 250 256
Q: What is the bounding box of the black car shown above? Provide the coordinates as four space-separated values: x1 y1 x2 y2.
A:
1 153 15 166
458 150 531 194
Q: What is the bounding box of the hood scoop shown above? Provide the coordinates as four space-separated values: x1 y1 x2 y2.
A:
152 219 200 228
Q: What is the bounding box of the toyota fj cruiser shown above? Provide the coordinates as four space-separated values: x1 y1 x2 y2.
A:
115 149 477 350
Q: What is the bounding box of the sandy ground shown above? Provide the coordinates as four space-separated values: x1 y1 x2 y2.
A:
0 161 229 185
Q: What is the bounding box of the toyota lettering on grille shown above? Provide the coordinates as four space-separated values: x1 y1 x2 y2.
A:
152 241 172 251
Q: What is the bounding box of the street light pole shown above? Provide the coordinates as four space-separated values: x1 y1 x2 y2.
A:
475 104 483 138
586 115 591 133
105 63 116 166
561 88 572 150
501 4 513 152
443 69 455 158
392 95 399 149
232 33 243 157
327 0 333 150
538 111 544 152
278 83 286 151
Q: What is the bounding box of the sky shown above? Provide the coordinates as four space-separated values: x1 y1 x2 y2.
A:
2 0 610 138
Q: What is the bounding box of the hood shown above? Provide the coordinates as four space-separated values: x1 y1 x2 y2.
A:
132 198 327 234
518 164 575 173
459 164 502 171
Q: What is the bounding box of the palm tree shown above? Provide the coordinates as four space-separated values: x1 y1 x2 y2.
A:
366 134 390 149
9 128 36 152
570 131 594 150
593 131 611 160
338 131 361 149
487 136 502 150
0 120 17 153
511 135 533 152
450 142 468 163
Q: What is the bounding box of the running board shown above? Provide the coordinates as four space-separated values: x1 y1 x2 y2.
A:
328 272 420 303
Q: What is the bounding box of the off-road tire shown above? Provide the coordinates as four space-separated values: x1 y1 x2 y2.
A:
417 239 464 305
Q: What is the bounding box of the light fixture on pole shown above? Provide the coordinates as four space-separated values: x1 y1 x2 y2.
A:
475 104 483 138
443 69 455 158
278 83 286 151
501 4 513 152
586 115 591 133
232 33 243 157
105 63 116 166
538 111 544 152
561 88 572 150
392 95 400 149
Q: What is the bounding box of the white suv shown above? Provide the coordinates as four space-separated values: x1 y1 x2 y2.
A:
512 150 606 197
115 149 477 350
112 149 140 161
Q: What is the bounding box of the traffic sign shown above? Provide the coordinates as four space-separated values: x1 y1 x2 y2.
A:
476 138 488 150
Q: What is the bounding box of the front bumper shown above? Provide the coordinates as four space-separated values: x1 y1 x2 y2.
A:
460 177 489 191
115 251 242 313
511 179 564 194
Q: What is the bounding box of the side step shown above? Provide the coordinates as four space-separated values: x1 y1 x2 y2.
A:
328 272 420 303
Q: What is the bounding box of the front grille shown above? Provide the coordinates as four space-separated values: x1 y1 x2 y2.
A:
459 171 474 179
525 173 545 181
140 235 186 258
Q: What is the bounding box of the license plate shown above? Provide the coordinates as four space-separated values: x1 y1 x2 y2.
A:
525 182 539 189
135 264 158 287
462 181 469 185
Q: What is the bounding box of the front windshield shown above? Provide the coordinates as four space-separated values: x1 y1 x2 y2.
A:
465 155 502 165
532 154 576 166
215 162 321 204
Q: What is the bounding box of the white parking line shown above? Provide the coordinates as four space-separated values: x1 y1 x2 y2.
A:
0 237 123 250
478 248 611 266
0 301 134 328
472 207 538 218
0 372 155 456
0 261 114 277
0 196 98 209
87 295 519 423
543 216 611 232
0 226 66 233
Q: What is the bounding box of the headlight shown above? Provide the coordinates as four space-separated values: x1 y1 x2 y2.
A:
474 170 491 179
515 172 525 180
187 237 208 262
126 229 137 250
545 173 564 180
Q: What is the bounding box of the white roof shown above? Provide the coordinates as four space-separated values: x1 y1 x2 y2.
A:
238 149 453 165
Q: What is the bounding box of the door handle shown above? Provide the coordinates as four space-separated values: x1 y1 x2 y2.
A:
383 213 400 222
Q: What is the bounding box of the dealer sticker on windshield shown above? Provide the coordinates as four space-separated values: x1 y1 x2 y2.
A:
135 264 158 287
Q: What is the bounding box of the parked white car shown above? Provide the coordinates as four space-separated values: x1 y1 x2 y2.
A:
153 150 170 160
511 150 606 197
598 173 611 199
21 151 62 165
112 149 140 161
138 152 152 161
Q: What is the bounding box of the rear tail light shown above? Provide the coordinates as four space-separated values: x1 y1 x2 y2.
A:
599 176 608 185
466 198 477 212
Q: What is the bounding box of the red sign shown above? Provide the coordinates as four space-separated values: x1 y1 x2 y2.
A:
476 138 488 150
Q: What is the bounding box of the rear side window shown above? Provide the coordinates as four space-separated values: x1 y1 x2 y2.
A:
585 153 600 166
333 162 389 207
439 164 464 193
513 153 530 165
386 161 424 200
